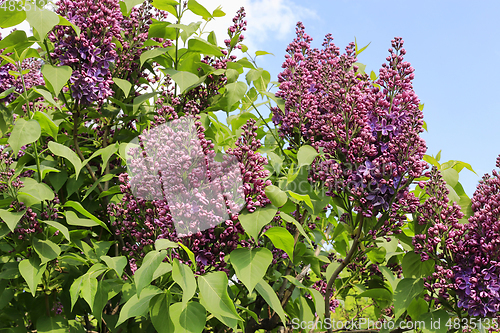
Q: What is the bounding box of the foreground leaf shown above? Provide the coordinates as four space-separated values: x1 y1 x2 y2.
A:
198 271 241 320
8 118 41 156
230 247 272 294
116 285 162 326
238 205 277 241
19 256 46 297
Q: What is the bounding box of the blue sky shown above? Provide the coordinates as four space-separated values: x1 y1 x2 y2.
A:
232 0 500 196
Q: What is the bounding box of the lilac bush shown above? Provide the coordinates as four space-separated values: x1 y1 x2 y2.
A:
1 0 499 331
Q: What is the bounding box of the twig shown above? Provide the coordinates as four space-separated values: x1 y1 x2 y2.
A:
325 217 364 333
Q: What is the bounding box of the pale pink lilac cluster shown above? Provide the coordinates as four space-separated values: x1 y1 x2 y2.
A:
109 118 268 274
272 24 427 237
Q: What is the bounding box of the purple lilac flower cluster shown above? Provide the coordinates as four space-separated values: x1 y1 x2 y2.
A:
412 167 465 298
227 119 272 212
452 156 500 317
50 0 123 103
272 24 427 236
223 7 247 54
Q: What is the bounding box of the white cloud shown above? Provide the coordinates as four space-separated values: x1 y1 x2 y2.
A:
182 0 318 53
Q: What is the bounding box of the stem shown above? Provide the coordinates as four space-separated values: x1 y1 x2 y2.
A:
250 102 288 161
102 124 111 191
16 61 44 211
325 217 364 333
73 110 104 192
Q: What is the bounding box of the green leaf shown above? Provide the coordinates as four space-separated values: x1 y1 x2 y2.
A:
188 37 223 57
207 31 217 45
0 6 26 28
230 247 272 294
308 288 325 320
48 142 83 177
48 169 67 192
33 88 61 110
70 275 83 310
135 250 166 298
8 118 41 156
297 145 319 167
187 0 212 19
218 81 247 111
33 238 61 264
81 274 98 311
41 221 71 241
57 14 81 35
19 256 46 297
153 262 172 280
132 92 156 114
92 240 112 259
140 48 169 67
212 6 225 17
26 6 60 40
402 251 435 279
66 210 100 228
33 111 58 138
357 288 393 301
163 69 200 94
0 262 19 280
113 78 132 98
255 50 274 57
407 297 428 320
116 285 162 326
64 201 110 232
238 205 277 241
155 238 178 250
393 278 424 319
441 168 459 188
17 177 55 205
287 191 314 209
172 259 196 304
420 309 450 333
325 262 340 281
170 302 206 333
264 227 295 261
279 212 312 247
150 293 175 333
198 271 241 320
255 280 287 324
265 185 287 207
0 209 26 232
178 242 197 270
446 184 460 204
93 279 121 323
379 266 399 293
101 256 127 277
366 247 387 264
122 0 147 13
41 64 72 96
36 316 68 333
150 0 178 16
0 287 14 310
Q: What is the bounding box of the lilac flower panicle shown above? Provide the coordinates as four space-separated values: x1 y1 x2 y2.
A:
273 25 426 237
